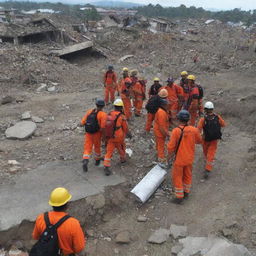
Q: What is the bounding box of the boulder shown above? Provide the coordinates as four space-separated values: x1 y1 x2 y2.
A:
5 121 37 140
170 225 188 239
115 231 130 244
148 228 170 244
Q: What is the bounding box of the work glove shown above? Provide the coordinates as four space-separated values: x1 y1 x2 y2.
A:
126 132 132 139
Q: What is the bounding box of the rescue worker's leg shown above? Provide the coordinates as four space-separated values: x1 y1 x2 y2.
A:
122 97 132 120
171 164 184 202
135 96 143 116
155 136 166 163
183 164 192 198
82 133 93 172
104 86 110 104
109 86 116 103
93 132 102 166
145 113 155 132
189 111 198 126
204 140 218 178
116 140 126 163
170 102 179 124
103 140 116 176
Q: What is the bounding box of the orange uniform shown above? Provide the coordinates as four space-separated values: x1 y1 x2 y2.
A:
120 77 132 120
154 107 169 162
133 80 146 116
81 109 107 160
32 211 86 255
168 125 202 198
197 114 226 172
104 71 117 104
104 111 128 167
187 86 200 126
163 84 183 121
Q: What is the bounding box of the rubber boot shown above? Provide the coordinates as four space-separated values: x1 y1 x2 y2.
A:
184 192 189 199
95 159 101 166
104 166 111 176
171 197 183 205
204 170 210 179
82 159 89 172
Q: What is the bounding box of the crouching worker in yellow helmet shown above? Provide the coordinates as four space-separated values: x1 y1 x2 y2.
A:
31 187 86 256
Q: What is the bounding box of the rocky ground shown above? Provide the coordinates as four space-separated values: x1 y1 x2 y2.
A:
0 15 256 256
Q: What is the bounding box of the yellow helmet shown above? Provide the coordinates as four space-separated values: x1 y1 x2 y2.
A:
122 67 129 72
181 71 188 76
49 187 72 207
154 77 160 82
158 88 168 98
113 99 124 107
187 75 196 81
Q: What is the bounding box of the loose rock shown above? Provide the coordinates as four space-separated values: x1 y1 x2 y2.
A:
1 96 15 105
31 116 44 123
47 86 56 92
115 231 130 244
170 224 188 239
21 111 31 120
148 228 170 244
171 244 183 255
36 83 47 92
5 121 37 140
137 215 147 222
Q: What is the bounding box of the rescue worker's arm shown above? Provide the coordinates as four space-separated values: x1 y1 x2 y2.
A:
197 117 205 132
113 72 117 85
195 128 203 144
218 115 226 127
71 221 86 255
81 111 90 126
157 111 169 137
121 115 132 138
99 112 107 142
32 215 42 240
103 73 107 87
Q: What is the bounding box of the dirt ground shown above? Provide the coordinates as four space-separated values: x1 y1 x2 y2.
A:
0 18 256 255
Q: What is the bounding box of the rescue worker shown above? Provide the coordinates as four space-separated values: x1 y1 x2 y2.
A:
148 77 162 98
32 187 86 256
185 75 200 126
167 110 202 204
133 77 146 117
120 76 133 120
154 98 170 164
197 101 226 179
103 65 117 104
145 88 168 132
81 99 107 172
130 69 138 85
163 77 184 124
117 67 129 95
103 99 132 176
180 71 188 88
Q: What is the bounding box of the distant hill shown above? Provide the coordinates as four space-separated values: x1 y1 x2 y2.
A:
86 1 144 8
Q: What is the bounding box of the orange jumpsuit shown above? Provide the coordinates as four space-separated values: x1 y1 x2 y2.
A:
163 84 183 122
154 107 169 162
104 71 117 104
168 125 202 198
104 111 128 167
120 77 132 120
187 86 200 126
133 80 146 116
81 109 107 161
197 114 226 172
33 211 86 255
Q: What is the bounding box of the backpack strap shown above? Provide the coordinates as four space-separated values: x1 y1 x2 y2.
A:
44 212 71 229
113 112 122 136
174 125 187 158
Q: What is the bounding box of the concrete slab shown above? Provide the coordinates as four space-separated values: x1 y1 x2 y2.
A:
50 41 93 56
0 161 125 231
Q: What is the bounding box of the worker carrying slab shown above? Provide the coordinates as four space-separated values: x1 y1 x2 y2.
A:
197 101 226 179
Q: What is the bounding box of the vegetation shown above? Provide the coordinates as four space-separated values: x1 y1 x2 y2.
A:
137 4 256 25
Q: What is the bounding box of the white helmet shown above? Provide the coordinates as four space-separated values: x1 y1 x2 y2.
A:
204 101 214 109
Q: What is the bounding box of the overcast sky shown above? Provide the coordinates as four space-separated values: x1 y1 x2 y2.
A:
122 0 256 10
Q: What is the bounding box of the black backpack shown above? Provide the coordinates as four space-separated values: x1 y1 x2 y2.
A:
84 109 100 134
203 115 222 141
29 212 71 256
145 96 160 114
197 84 204 99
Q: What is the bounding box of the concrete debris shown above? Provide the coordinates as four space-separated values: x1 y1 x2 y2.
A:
137 215 148 222
118 55 134 63
47 86 56 92
177 236 253 256
21 111 31 120
5 121 37 140
86 194 106 210
8 160 20 165
36 83 47 92
125 148 133 157
171 244 183 255
170 224 188 239
7 246 28 256
147 228 170 244
31 116 44 123
115 231 130 244
1 96 15 105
